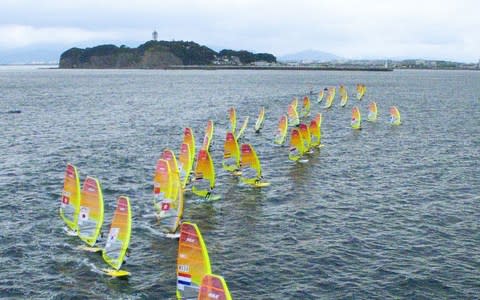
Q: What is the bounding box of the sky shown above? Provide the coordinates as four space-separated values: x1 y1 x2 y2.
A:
0 0 479 62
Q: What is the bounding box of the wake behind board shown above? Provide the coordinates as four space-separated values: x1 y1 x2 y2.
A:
158 232 181 239
194 194 221 203
253 181 271 188
63 227 78 236
100 268 130 278
77 245 102 253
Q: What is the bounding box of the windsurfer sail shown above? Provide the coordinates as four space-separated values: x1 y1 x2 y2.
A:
289 128 305 161
324 87 335 109
192 149 216 199
339 85 349 107
222 131 241 174
239 143 269 187
274 114 288 145
300 96 311 118
176 222 212 299
60 163 81 233
236 116 249 141
298 123 312 152
287 104 300 126
201 120 214 151
198 274 233 300
351 106 362 130
183 128 196 166
228 107 236 134
389 106 401 125
254 107 265 133
178 143 193 188
78 176 104 246
367 101 378 122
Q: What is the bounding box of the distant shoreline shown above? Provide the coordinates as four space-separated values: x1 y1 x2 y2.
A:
160 65 394 71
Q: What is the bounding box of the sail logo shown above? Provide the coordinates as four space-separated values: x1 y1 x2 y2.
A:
161 202 170 211
178 264 189 272
62 195 70 205
208 292 220 299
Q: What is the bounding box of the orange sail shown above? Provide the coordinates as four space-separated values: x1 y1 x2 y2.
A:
367 101 378 122
201 120 214 151
178 143 193 188
177 222 212 299
60 163 81 231
309 120 322 147
351 106 362 130
239 143 263 185
228 107 236 134
389 106 401 125
183 128 196 166
198 274 233 300
274 114 288 145
222 131 240 173
289 128 305 161
298 123 311 151
300 96 311 117
78 176 104 246
314 112 323 129
192 149 215 198
287 104 299 126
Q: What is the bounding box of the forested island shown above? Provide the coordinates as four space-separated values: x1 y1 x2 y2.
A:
59 40 276 69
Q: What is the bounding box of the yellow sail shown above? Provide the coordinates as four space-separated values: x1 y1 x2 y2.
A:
156 154 184 233
192 149 215 198
287 104 299 126
317 89 325 103
356 84 366 100
367 101 378 122
240 143 266 186
236 116 249 141
228 107 236 134
339 85 349 107
309 119 322 147
289 128 305 161
324 87 335 109
300 96 311 117
60 163 81 231
78 176 104 246
298 123 311 151
153 159 173 210
222 131 240 173
177 222 212 299
178 143 193 188
161 149 180 198
201 120 214 151
351 106 362 130
389 106 401 125
102 196 131 271
290 97 298 110
274 114 288 145
254 106 265 133
183 128 196 166
314 112 323 129
198 274 233 300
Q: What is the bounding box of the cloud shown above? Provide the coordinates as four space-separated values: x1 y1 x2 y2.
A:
0 0 479 62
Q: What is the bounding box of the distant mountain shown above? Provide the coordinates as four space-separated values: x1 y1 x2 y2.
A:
278 50 342 62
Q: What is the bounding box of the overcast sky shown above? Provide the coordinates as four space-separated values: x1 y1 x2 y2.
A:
0 0 479 62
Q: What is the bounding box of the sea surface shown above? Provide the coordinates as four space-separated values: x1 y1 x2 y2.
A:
1 67 479 299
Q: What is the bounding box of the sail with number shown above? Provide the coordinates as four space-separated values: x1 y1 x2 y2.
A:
222 131 240 173
367 101 378 122
198 274 233 300
351 106 362 130
339 85 349 107
78 176 104 246
236 116 249 141
183 128 196 166
228 107 236 134
274 114 288 145
287 104 300 126
177 222 212 300
289 128 305 161
254 107 265 133
159 152 184 233
202 120 214 151
162 149 180 196
389 106 401 125
178 143 193 188
324 87 335 109
192 149 215 198
60 163 81 232
153 159 172 212
298 123 311 151
309 120 321 147
102 196 131 271
300 96 311 117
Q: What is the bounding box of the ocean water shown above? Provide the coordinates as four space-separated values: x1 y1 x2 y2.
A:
1 67 479 299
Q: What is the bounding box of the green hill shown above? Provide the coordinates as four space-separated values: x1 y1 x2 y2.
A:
59 41 276 68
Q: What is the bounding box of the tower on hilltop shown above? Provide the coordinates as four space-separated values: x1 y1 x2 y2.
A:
152 30 158 41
